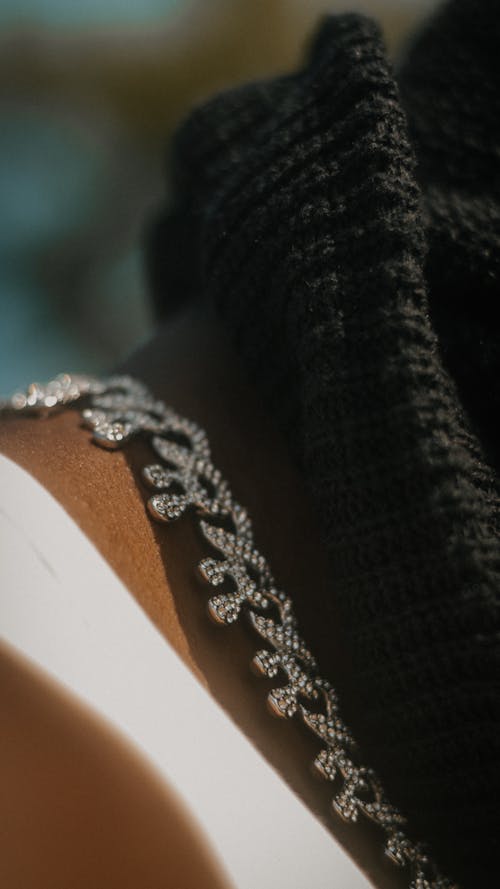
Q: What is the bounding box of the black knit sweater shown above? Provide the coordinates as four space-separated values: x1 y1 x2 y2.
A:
148 1 500 885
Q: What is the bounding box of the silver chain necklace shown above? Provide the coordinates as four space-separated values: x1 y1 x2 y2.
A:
1 373 456 889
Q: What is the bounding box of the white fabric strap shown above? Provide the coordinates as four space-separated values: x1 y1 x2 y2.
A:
0 454 370 889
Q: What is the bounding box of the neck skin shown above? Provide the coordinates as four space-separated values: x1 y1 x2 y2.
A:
0 301 406 889
122 299 345 686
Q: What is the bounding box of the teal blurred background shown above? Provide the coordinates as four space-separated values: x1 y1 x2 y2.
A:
0 0 433 394
0 0 183 393
0 0 181 26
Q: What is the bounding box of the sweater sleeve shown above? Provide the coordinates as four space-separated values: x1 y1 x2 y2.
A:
147 7 500 886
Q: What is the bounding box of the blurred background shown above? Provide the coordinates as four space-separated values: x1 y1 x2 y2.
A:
0 0 436 393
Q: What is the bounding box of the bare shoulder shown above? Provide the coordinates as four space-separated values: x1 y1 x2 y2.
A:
0 407 191 664
0 640 232 889
0 318 394 887
0 409 137 536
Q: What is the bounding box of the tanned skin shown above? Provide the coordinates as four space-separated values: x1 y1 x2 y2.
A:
0 303 405 889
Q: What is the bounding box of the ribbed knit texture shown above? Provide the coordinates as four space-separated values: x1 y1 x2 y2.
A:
147 3 500 885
